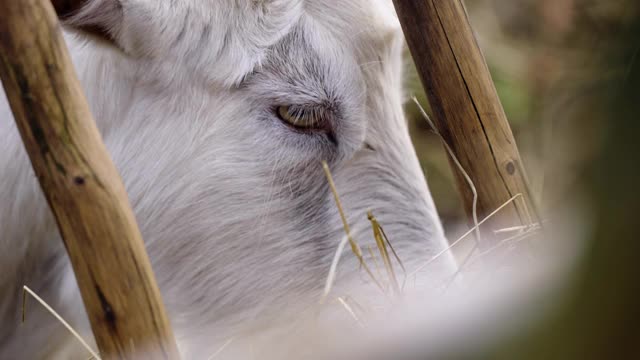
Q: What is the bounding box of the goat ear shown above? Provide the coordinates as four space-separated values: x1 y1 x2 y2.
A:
53 0 122 44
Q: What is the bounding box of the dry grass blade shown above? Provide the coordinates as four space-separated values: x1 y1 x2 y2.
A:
322 161 384 292
22 286 101 360
377 221 408 291
322 233 351 302
367 245 386 290
410 194 524 278
516 160 545 229
494 223 541 234
469 228 541 268
444 222 541 290
337 297 364 328
442 244 478 291
368 211 407 295
368 211 399 294
342 295 370 317
206 337 235 360
413 97 482 246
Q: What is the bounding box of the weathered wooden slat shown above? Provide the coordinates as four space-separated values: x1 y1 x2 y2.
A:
0 0 180 358
393 0 534 244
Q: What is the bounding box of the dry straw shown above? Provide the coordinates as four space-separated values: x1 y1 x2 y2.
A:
22 286 101 360
321 161 384 297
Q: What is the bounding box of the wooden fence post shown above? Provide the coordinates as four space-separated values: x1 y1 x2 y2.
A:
392 0 534 245
0 0 180 358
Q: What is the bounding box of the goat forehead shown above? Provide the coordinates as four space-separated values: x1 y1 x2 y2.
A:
182 0 399 40
300 0 402 61
136 0 402 86
304 0 400 36
247 1 402 85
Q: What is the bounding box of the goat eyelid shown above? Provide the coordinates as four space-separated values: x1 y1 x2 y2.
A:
275 105 327 130
272 104 338 146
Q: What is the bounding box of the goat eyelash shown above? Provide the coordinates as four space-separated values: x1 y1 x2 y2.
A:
274 105 338 145
275 105 326 130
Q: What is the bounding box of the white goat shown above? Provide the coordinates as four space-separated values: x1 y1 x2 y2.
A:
0 0 458 358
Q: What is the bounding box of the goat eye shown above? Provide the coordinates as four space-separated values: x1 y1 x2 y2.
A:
276 105 319 129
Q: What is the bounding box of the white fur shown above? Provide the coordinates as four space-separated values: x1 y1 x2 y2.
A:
0 1 457 358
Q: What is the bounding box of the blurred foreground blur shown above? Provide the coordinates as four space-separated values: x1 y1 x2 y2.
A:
402 0 640 358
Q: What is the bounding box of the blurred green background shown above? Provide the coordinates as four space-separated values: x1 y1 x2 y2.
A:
405 0 633 238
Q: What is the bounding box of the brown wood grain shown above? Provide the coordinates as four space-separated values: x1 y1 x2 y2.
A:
0 0 180 358
392 0 534 244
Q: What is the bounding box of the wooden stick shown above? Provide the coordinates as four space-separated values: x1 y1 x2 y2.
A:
0 0 180 358
392 0 533 245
